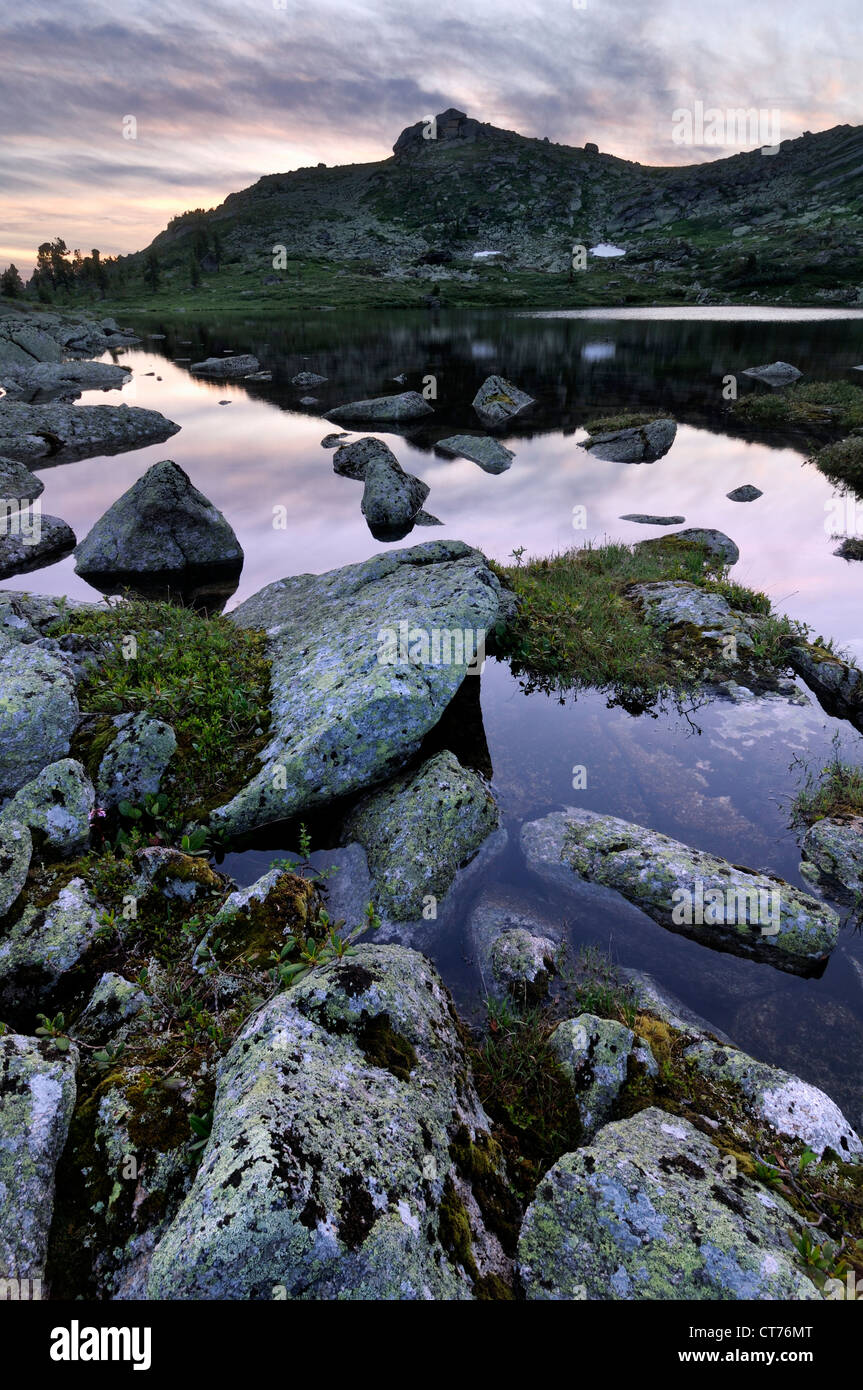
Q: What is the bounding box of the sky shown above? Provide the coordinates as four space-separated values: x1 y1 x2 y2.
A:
1 0 860 272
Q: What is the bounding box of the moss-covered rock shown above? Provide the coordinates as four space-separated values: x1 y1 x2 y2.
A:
0 876 105 1014
518 1107 821 1300
0 1032 78 1280
582 417 676 463
146 944 513 1299
550 1013 657 1139
344 750 499 921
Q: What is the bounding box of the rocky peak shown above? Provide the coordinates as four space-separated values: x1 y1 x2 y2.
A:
393 107 481 157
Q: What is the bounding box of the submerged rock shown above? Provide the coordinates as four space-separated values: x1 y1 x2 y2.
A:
550 1013 657 1139
623 968 734 1044
291 371 328 387
190 354 260 378
211 541 509 836
95 712 177 813
435 435 514 473
147 945 514 1299
742 361 802 386
328 391 434 423
343 750 499 921
518 1108 820 1300
0 634 78 798
0 401 180 463
520 808 840 975
3 759 94 856
800 815 863 904
471 376 534 428
74 459 243 599
685 1040 862 1157
0 1033 78 1280
467 886 563 1001
0 513 76 579
582 418 676 463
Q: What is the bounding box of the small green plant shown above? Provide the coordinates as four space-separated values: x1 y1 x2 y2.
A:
35 1012 71 1052
188 1107 213 1154
791 733 863 827
269 901 380 987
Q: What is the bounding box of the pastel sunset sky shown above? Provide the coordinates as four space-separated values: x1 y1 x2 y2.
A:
1 0 859 272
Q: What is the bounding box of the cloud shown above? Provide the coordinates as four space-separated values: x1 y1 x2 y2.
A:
1 0 860 268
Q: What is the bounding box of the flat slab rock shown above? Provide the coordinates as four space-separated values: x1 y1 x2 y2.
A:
0 514 75 579
520 807 840 975
435 434 514 473
211 541 509 835
190 354 260 378
327 391 434 423
582 418 676 463
0 401 180 463
518 1107 820 1300
742 361 802 385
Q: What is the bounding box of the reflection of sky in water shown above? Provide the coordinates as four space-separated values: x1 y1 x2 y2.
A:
6 311 863 1126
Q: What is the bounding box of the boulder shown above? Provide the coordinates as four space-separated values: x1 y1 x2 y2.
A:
2 759 94 856
652 527 739 565
95 712 177 813
0 819 32 916
0 1034 78 1280
190 354 260 378
0 321 63 367
742 361 802 385
518 1108 820 1300
0 455 43 501
291 371 328 387
0 878 104 1013
361 455 429 531
490 930 557 1003
74 460 243 588
147 945 514 1299
471 376 534 428
787 643 863 731
520 808 840 975
333 436 399 480
0 360 130 403
727 484 763 502
321 432 349 448
435 435 514 474
73 971 148 1044
685 1040 862 1158
549 1013 657 1139
0 634 78 797
210 541 509 836
327 391 434 424
582 418 676 463
630 580 754 655
0 513 76 579
0 401 180 463
343 750 499 921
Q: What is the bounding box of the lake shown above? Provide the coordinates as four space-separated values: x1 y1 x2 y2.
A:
6 305 863 1130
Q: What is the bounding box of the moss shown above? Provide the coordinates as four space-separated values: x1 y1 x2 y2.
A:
354 1012 417 1081
217 872 320 966
438 1175 478 1280
810 435 863 494
71 715 120 785
474 1272 516 1300
734 380 863 434
584 412 662 433
449 1125 522 1254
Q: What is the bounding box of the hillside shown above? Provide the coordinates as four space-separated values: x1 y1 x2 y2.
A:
103 109 863 310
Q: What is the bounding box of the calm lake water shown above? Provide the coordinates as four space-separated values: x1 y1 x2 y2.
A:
6 305 863 1129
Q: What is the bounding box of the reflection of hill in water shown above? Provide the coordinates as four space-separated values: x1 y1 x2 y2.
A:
136 310 863 453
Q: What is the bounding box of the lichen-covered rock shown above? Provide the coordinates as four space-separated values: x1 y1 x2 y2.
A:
727 484 763 502
472 376 534 428
3 758 94 855
0 513 76 579
0 400 180 463
520 808 839 975
147 945 514 1299
0 878 104 1013
519 1108 821 1300
328 391 434 423
0 819 32 916
343 751 499 921
190 354 260 378
550 1013 656 1138
435 435 514 473
0 1033 78 1280
291 371 327 387
787 643 863 730
800 815 863 903
0 454 44 501
210 541 509 836
95 712 177 813
73 971 148 1043
490 930 557 1002
630 580 755 654
0 633 78 798
74 460 243 582
361 454 429 531
583 418 676 463
685 1040 862 1158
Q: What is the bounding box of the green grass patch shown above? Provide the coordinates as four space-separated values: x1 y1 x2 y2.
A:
46 599 270 816
791 738 863 827
734 380 863 433
583 412 663 434
810 435 863 494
